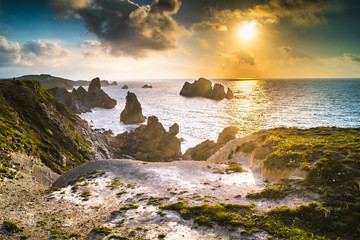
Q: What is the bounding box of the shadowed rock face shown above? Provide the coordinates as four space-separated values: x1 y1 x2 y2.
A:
88 77 101 92
183 126 239 161
120 91 146 124
49 77 117 113
109 116 182 161
180 77 234 100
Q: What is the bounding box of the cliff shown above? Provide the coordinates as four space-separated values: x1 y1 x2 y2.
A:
0 80 110 177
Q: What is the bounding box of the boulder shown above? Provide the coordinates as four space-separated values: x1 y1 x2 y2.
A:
109 116 182 161
111 81 118 86
142 84 153 88
179 77 233 100
122 85 129 89
217 126 239 145
183 126 239 161
120 92 145 124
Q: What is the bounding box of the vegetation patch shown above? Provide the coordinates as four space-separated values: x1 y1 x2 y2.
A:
0 80 92 175
3 220 23 233
246 179 293 200
120 203 139 211
225 161 244 174
107 177 122 190
91 226 112 236
147 197 169 206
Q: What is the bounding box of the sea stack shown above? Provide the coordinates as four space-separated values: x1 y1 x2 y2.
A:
180 77 234 100
120 91 146 124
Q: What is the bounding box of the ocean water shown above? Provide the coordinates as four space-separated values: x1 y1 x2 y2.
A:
79 79 360 152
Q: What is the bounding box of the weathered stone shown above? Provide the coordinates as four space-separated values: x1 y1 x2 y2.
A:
88 77 101 92
109 116 181 161
183 126 239 161
122 85 129 89
120 92 146 124
180 77 233 100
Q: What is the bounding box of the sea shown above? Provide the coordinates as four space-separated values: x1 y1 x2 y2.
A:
79 78 360 152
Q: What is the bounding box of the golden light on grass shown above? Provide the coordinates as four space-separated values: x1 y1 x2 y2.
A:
239 21 256 40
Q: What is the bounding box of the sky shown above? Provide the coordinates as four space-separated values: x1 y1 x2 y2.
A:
0 0 360 80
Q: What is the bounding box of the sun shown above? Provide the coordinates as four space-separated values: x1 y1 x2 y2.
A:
239 21 256 40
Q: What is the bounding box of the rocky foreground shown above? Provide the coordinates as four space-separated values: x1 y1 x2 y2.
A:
1 79 359 239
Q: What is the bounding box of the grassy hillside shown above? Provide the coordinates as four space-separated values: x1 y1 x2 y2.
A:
0 80 92 177
17 74 74 89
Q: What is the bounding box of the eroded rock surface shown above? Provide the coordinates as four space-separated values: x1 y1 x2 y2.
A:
109 116 182 161
183 126 239 160
120 91 145 124
180 78 234 100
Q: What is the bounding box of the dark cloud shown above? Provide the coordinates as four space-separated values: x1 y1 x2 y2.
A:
250 0 330 24
0 36 21 66
279 46 310 60
343 53 360 62
21 40 70 66
219 49 255 65
49 0 182 57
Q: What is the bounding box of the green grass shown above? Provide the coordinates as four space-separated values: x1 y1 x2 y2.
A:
225 161 244 174
3 220 23 233
246 179 293 200
91 227 112 236
0 80 92 176
119 203 139 211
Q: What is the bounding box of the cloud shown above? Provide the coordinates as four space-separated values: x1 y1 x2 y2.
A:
342 53 360 62
49 0 92 17
210 0 332 25
0 36 21 66
81 40 104 56
228 49 255 65
49 0 183 58
21 40 70 66
279 46 311 61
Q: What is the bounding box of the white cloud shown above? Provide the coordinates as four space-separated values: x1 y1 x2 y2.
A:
0 36 21 66
21 40 70 66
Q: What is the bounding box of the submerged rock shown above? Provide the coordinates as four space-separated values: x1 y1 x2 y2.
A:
120 91 146 124
49 77 117 113
183 126 239 160
109 116 182 161
180 77 234 100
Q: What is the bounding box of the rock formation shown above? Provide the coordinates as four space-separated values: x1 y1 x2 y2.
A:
180 77 234 100
122 85 129 89
109 116 182 161
0 80 110 174
183 126 239 160
142 84 153 88
120 92 146 124
49 77 117 113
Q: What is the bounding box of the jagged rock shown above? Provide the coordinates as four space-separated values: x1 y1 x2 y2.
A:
110 81 118 86
142 84 153 88
120 92 146 124
207 83 226 100
49 77 117 113
180 77 234 100
217 126 239 145
109 116 181 161
183 126 239 160
88 77 101 92
122 85 129 89
226 88 234 99
169 123 179 136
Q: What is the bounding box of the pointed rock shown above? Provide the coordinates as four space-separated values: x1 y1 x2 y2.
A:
120 91 146 124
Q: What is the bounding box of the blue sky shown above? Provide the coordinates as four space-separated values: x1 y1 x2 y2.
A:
1 0 360 79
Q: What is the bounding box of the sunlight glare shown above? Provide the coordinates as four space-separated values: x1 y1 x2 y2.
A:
239 21 256 40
